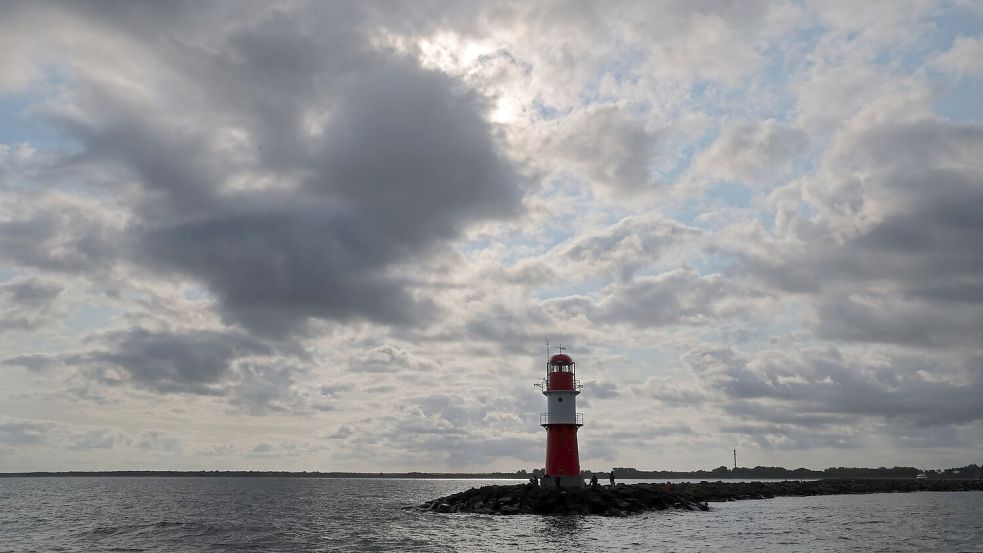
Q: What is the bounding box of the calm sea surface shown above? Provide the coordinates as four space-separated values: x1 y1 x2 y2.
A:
0 477 981 552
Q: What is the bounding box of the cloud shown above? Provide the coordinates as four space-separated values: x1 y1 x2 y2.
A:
728 111 983 351
0 200 122 276
934 35 983 78
346 344 433 374
0 420 50 446
68 430 118 450
540 104 665 194
684 346 983 427
5 4 521 339
134 430 182 453
136 59 520 336
75 328 275 395
0 276 64 332
690 120 810 186
555 214 701 281
326 425 352 440
1 353 60 371
540 268 745 330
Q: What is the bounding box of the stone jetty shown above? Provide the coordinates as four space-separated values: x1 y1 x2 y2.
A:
420 479 983 517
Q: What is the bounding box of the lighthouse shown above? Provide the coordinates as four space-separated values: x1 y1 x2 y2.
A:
539 348 584 488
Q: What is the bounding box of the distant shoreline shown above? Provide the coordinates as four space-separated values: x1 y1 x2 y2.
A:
1 469 980 480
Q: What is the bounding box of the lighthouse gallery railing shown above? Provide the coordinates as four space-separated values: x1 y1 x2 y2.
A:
540 379 583 392
540 412 584 426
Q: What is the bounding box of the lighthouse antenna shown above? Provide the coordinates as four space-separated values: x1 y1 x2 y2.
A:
546 339 550 363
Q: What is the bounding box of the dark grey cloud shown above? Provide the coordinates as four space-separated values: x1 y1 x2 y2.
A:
10 3 521 338
0 276 64 332
136 56 517 336
731 117 983 349
63 327 327 413
684 346 983 428
719 422 865 450
584 379 620 399
813 292 983 348
77 328 274 395
228 362 315 416
2 353 60 371
0 207 119 276
0 277 61 304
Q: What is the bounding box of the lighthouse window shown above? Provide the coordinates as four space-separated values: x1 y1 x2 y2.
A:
557 397 563 402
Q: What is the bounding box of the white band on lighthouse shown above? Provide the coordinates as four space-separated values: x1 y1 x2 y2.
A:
545 391 578 424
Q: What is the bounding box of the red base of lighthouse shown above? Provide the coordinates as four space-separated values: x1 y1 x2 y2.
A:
545 425 580 477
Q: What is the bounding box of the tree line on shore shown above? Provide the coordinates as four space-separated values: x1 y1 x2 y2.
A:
608 463 981 480
2 464 979 479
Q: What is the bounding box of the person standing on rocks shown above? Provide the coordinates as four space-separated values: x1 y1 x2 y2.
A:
590 473 599 488
609 470 616 487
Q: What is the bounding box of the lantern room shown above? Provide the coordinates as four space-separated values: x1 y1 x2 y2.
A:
545 353 580 392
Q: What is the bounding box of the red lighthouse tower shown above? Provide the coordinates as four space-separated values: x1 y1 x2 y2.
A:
540 347 583 488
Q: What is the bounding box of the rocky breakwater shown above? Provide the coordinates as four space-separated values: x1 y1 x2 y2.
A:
421 482 709 517
421 479 983 517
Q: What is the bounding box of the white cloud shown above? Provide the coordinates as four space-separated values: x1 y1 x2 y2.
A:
935 35 983 78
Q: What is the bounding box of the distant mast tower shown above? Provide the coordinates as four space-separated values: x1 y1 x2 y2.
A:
540 344 584 488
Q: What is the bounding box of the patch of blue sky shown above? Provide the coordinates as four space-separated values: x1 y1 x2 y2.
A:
930 77 983 122
748 43 815 122
183 287 212 302
532 98 568 120
876 8 983 75
0 70 75 152
755 207 777 234
706 181 752 209
928 5 983 49
667 181 754 229
0 93 42 145
686 81 741 119
690 251 739 278
66 303 119 335
0 269 24 283
653 125 716 185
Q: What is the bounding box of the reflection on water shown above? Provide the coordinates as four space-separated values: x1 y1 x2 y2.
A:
0 477 980 552
539 513 587 541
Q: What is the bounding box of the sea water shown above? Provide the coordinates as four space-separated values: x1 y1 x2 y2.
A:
1 477 981 552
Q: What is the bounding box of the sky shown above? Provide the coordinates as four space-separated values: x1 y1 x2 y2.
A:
0 0 981 473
